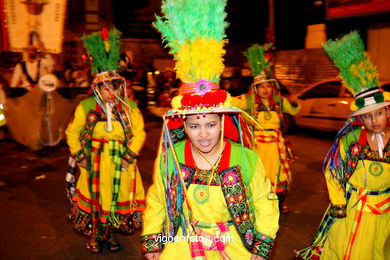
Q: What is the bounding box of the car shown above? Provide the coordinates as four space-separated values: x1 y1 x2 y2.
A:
291 79 353 132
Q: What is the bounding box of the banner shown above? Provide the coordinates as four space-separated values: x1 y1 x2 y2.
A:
0 0 8 52
4 0 67 53
326 0 390 19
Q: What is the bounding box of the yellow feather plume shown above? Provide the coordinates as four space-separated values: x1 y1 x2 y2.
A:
175 38 226 83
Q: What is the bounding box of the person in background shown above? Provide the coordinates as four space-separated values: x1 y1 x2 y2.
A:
10 42 54 90
232 44 300 214
65 28 145 253
141 1 279 259
295 31 390 260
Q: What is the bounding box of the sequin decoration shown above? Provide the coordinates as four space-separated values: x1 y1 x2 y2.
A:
369 161 383 176
193 185 210 204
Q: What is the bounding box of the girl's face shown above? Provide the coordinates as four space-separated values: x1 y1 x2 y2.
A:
360 107 389 134
184 114 222 155
256 82 273 99
99 83 119 103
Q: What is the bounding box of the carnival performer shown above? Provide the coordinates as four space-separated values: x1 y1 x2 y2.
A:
10 35 55 90
141 1 279 259
232 44 300 214
65 28 145 253
295 31 390 260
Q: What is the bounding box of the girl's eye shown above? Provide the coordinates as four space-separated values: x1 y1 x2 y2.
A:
189 125 198 129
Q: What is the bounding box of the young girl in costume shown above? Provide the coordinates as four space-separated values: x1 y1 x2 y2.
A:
141 1 279 259
65 28 145 253
295 31 390 260
232 44 300 214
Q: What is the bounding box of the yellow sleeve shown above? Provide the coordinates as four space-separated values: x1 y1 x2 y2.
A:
282 97 300 116
251 158 280 238
324 141 347 206
65 104 86 156
230 94 247 110
141 153 168 253
128 106 146 155
141 154 166 236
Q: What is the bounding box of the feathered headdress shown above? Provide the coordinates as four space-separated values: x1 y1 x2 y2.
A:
151 0 258 238
244 43 275 85
323 31 390 116
81 27 130 135
82 27 125 90
153 0 237 115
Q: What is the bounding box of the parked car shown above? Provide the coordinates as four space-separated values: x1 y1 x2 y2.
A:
291 79 353 132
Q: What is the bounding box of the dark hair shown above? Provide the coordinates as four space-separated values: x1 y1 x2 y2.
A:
97 78 124 90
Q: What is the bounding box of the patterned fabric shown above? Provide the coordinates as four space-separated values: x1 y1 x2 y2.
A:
255 100 281 114
343 184 390 260
361 142 390 162
118 106 135 162
190 221 231 260
295 133 390 260
294 205 337 259
122 148 137 164
141 233 166 253
219 166 256 251
329 204 347 218
191 168 220 186
78 109 101 161
69 202 142 240
339 140 390 185
255 129 291 192
253 232 274 260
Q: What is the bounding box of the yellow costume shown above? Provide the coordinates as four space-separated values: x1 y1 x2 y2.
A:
66 97 145 240
141 140 279 259
295 31 390 260
143 1 280 258
233 94 300 192
321 131 390 259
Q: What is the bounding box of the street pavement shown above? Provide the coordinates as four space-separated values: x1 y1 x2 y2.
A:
0 111 336 260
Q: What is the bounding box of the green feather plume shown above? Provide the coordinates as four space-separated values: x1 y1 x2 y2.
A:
244 44 273 78
82 28 122 74
323 31 379 95
153 0 228 54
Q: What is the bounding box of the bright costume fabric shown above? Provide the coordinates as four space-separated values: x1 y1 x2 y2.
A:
321 128 390 260
296 126 390 259
65 97 145 240
233 95 300 192
141 139 279 259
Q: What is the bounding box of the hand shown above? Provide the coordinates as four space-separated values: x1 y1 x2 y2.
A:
121 159 130 171
78 159 87 168
250 255 266 260
144 252 161 260
66 182 76 201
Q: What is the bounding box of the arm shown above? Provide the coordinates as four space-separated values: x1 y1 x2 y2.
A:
65 104 87 162
141 153 167 254
324 140 348 218
251 158 280 259
281 96 300 116
122 104 146 164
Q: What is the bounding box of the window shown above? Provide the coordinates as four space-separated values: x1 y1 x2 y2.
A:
300 81 341 99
